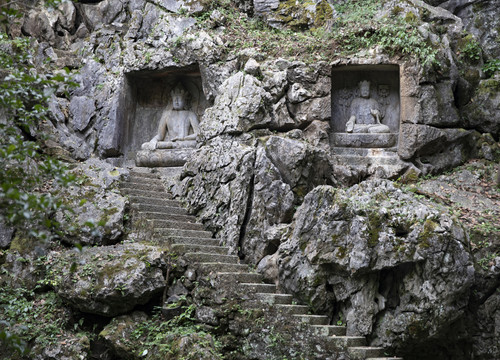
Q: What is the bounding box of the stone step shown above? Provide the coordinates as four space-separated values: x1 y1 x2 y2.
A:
200 263 249 273
293 314 329 326
122 188 172 199
329 336 366 348
152 219 205 231
239 283 277 294
134 204 187 215
255 293 293 305
217 272 263 283
275 304 309 315
332 155 401 166
331 147 398 157
129 175 163 183
185 252 240 264
171 237 219 246
130 196 181 208
311 325 347 337
348 347 385 360
122 181 164 192
155 228 213 239
129 171 160 179
141 211 197 223
172 244 228 255
366 358 403 360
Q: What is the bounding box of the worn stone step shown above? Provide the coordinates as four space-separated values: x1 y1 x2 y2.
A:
171 237 219 246
275 304 309 315
155 228 213 239
141 211 197 223
172 244 228 255
129 174 163 183
185 252 239 264
122 181 164 192
153 219 205 231
122 188 172 199
332 155 400 166
135 203 187 215
239 283 277 294
311 325 346 337
130 196 181 208
129 171 160 179
200 262 249 273
331 147 398 157
329 336 366 348
255 293 293 305
293 314 329 325
217 272 263 283
348 347 386 359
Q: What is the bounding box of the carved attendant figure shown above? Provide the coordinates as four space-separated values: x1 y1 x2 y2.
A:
141 85 200 150
345 80 390 134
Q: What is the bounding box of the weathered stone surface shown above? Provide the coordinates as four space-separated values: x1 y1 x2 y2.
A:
55 158 129 246
399 124 478 173
50 243 166 316
463 78 500 136
179 136 256 253
136 149 195 167
100 311 149 359
333 133 397 148
69 96 95 132
0 221 14 250
199 72 271 140
278 180 474 354
81 0 127 30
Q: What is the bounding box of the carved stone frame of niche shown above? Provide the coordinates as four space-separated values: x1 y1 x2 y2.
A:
121 64 209 162
330 64 401 150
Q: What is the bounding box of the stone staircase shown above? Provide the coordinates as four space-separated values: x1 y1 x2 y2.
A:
121 169 402 360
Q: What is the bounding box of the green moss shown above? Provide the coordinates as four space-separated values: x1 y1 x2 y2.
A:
336 246 347 259
367 211 384 247
417 219 438 248
9 235 36 254
404 11 418 24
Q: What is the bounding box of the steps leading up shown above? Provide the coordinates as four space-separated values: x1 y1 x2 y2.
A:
122 169 403 360
348 347 385 359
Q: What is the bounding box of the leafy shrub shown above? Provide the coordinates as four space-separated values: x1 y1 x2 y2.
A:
482 59 500 78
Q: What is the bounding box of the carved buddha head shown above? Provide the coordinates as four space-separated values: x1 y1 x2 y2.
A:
359 80 371 98
171 85 189 110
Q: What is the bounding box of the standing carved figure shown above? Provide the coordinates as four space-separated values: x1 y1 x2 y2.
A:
345 80 390 134
141 85 200 150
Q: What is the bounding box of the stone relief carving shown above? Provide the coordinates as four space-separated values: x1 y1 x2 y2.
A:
345 80 390 134
141 84 200 151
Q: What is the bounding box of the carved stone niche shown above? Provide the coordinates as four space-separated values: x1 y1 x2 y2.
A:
330 65 400 149
122 65 208 167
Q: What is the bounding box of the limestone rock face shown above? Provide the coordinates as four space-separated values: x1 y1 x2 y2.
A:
55 158 129 246
49 243 166 317
180 136 256 253
199 72 272 140
277 180 474 354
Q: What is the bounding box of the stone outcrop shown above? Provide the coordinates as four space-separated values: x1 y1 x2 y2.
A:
48 243 167 316
277 179 474 356
55 158 129 246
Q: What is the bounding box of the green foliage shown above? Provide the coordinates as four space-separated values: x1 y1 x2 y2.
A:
331 0 438 65
0 285 72 357
127 307 224 359
458 34 482 64
0 32 77 241
482 59 500 78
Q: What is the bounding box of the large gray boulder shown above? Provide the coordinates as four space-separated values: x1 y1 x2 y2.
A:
277 179 474 355
49 243 167 317
55 158 129 246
